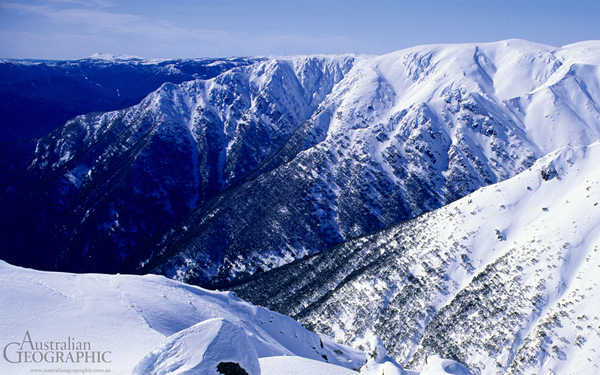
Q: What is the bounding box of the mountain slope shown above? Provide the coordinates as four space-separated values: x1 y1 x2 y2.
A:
1 55 354 276
0 56 258 217
4 40 600 286
151 39 600 285
233 141 600 374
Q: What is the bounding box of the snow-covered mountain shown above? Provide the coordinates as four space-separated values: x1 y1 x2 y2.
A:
2 55 354 279
0 260 471 375
234 141 600 374
0 56 258 256
0 56 257 140
4 39 600 287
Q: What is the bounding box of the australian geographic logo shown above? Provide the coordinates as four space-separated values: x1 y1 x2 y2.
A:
3 331 111 364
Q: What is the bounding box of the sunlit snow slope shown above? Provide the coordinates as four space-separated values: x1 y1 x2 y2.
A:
0 261 363 375
234 141 600 374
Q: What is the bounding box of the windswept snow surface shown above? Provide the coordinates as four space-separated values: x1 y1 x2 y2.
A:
235 141 600 374
0 261 363 375
420 356 472 375
260 356 359 375
259 355 471 375
133 318 261 375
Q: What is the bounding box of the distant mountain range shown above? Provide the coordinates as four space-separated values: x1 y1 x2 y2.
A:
0 56 257 140
3 40 600 289
0 56 258 248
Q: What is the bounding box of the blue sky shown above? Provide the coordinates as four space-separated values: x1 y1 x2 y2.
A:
1 0 599 59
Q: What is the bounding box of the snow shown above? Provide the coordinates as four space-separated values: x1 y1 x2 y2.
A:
260 356 358 375
355 334 472 375
0 260 478 375
259 354 471 375
28 39 600 287
358 349 473 374
0 261 363 375
133 318 261 375
420 356 472 375
251 140 600 373
321 39 600 154
8 38 600 374
360 360 410 375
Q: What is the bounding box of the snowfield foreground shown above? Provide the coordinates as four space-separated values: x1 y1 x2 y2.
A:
0 261 470 374
0 261 361 374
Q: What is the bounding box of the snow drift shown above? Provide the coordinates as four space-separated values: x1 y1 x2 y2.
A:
0 261 362 374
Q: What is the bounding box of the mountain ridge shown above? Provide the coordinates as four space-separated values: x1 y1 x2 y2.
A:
3 39 600 288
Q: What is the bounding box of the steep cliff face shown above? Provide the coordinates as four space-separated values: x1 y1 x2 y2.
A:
4 40 600 287
234 142 600 374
